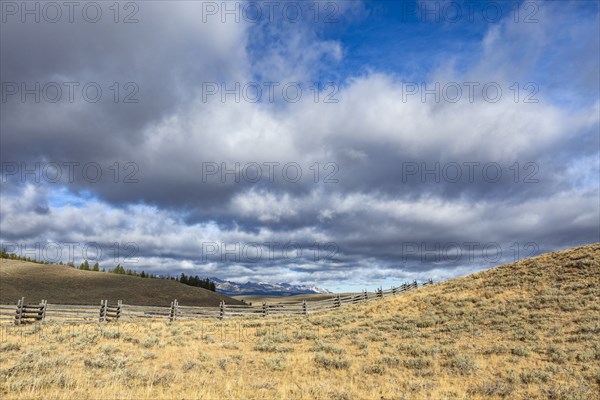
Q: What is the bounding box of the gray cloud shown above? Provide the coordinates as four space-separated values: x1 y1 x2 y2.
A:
1 1 598 290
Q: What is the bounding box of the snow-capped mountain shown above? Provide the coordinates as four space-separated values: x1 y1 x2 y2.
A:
210 277 332 296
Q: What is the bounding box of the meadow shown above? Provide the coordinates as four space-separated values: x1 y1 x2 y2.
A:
0 243 599 399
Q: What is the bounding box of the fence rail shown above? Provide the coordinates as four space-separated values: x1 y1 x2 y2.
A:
0 279 433 325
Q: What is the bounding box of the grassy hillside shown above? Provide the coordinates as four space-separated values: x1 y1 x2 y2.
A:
0 243 598 399
0 259 244 307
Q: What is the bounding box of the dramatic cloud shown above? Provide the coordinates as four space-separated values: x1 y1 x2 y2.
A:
1 0 598 291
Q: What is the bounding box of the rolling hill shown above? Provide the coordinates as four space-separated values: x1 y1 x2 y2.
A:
0 243 598 399
0 259 244 307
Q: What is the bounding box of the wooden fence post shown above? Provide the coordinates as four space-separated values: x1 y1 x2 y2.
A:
169 299 178 322
99 300 106 322
14 297 24 325
413 280 418 289
219 301 225 320
335 295 341 308
302 300 307 315
392 286 397 295
39 300 47 322
363 290 368 302
115 300 122 321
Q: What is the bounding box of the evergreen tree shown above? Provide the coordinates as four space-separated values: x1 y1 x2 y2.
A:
109 264 126 274
92 262 99 272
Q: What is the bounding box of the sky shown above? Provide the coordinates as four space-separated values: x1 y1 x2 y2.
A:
1 0 599 292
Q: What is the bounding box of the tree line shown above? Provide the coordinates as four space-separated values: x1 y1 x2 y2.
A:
1 248 51 265
1 248 216 291
178 273 216 291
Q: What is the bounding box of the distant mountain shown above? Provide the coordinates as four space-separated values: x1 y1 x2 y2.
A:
210 277 332 296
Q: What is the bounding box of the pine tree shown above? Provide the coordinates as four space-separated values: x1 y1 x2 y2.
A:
109 264 125 274
92 262 99 272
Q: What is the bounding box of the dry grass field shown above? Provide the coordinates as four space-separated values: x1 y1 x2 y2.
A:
0 260 243 307
0 243 599 399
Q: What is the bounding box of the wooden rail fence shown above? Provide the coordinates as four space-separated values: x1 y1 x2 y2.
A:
1 279 433 325
13 297 47 325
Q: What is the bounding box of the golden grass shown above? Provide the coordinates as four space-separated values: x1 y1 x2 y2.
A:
1 243 599 399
